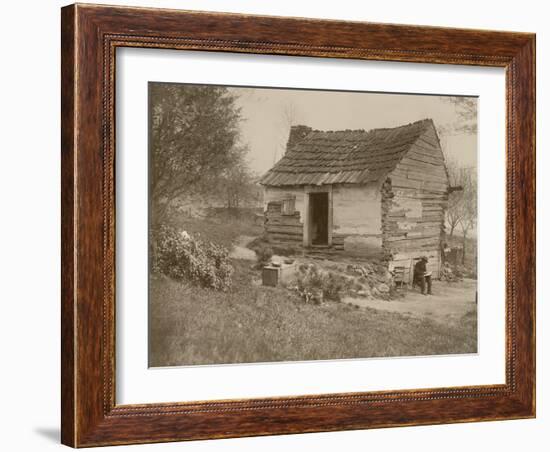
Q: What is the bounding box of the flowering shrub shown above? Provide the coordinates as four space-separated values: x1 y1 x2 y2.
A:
152 226 233 291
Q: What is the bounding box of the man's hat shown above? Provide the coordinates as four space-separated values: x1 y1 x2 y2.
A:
421 256 428 262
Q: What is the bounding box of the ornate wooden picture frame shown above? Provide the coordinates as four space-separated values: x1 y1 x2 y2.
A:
61 3 535 447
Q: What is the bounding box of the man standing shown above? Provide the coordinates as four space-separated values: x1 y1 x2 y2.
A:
414 256 433 295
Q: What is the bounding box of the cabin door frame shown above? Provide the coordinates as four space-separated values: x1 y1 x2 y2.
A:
303 185 333 247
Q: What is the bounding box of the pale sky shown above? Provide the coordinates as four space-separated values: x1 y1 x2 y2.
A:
228 86 477 177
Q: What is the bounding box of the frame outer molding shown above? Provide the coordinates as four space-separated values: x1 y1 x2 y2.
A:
61 5 76 446
61 3 535 447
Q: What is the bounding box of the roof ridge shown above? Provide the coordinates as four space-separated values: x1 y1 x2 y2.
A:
260 118 440 186
296 118 433 135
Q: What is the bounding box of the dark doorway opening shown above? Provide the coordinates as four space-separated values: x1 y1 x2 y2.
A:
309 192 329 245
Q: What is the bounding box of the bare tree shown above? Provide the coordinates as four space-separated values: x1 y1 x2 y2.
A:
217 146 258 213
457 168 477 263
273 102 299 164
438 96 478 263
445 158 463 237
445 159 477 262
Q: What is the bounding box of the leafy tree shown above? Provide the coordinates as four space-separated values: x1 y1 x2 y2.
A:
149 83 243 225
439 96 477 136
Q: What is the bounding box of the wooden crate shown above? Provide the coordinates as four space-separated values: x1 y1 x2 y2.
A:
262 263 297 287
262 266 280 287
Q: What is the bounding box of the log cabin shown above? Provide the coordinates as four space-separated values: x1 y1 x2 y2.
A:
259 119 451 279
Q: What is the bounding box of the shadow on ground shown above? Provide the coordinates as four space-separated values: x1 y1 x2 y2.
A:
34 427 60 443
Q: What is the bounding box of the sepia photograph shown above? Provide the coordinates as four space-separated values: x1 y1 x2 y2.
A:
148 82 478 367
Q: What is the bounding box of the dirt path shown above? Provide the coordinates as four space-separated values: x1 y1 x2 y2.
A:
229 235 257 261
343 279 477 325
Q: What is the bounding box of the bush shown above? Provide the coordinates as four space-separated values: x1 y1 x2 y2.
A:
323 272 352 301
152 226 233 291
295 264 352 303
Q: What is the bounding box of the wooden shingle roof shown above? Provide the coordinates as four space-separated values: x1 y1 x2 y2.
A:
260 119 437 186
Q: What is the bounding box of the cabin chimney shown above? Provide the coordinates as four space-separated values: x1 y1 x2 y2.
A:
286 125 312 151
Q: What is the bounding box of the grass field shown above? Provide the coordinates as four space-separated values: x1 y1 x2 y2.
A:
149 211 477 366
149 259 477 367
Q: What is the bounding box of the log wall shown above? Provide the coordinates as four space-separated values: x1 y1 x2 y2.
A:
382 126 449 279
263 122 449 265
264 200 304 247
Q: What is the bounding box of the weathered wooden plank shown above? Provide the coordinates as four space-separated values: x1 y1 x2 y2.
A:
403 224 442 233
267 229 303 237
398 156 446 170
388 208 444 219
266 213 301 219
422 201 447 206
267 234 302 243
266 213 301 221
396 162 447 178
384 229 408 240
387 231 441 240
400 153 445 167
391 178 448 193
266 218 302 226
406 228 442 237
385 235 440 244
390 240 440 249
409 143 444 158
423 201 449 207
409 221 444 228
391 169 448 184
407 149 445 165
422 207 444 213
389 242 441 253
392 184 447 195
266 225 303 234
420 139 441 151
391 179 423 190
387 214 407 220
399 215 444 223
399 161 444 175
393 190 448 200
